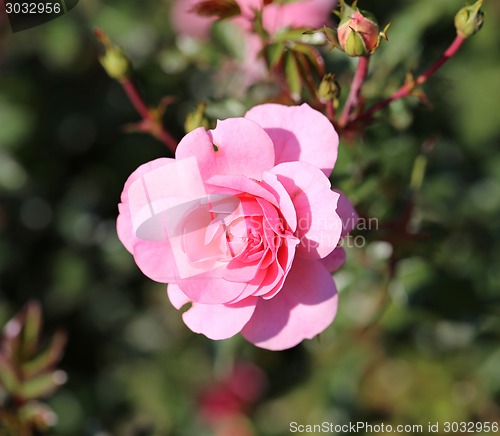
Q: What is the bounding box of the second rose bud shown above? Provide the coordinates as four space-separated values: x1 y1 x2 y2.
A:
336 1 388 57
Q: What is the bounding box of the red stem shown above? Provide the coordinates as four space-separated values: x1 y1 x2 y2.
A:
120 79 178 153
339 55 370 128
349 35 465 126
326 100 335 122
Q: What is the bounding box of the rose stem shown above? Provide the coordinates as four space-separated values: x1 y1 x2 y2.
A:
348 35 465 127
339 55 371 128
120 78 178 154
326 100 335 122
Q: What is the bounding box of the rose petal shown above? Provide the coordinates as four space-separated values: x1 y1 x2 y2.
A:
167 283 191 310
168 282 257 339
176 119 275 181
176 267 248 304
117 157 174 253
125 157 207 242
261 171 297 232
257 233 298 299
271 161 342 259
223 256 261 283
241 258 338 350
183 295 258 340
320 247 346 273
205 174 278 206
117 158 183 283
244 103 338 177
262 0 336 34
333 189 359 237
171 0 215 40
133 239 180 283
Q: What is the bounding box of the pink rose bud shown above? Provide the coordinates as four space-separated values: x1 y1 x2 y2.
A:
337 3 380 57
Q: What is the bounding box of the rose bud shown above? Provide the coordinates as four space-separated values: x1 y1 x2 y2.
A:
337 2 381 57
318 73 341 107
94 29 131 81
455 0 484 39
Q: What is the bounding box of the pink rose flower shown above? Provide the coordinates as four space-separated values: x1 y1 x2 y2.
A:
117 103 357 350
171 0 338 86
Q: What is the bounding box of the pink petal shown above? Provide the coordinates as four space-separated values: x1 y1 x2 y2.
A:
241 258 338 350
320 247 346 273
121 157 215 282
244 103 338 177
126 156 207 241
167 283 191 310
183 296 258 340
117 158 182 283
271 161 342 259
257 234 298 299
176 267 248 304
261 171 297 232
171 0 215 40
262 0 336 34
117 158 174 253
333 189 359 237
175 119 275 181
223 257 261 283
205 174 277 206
133 239 180 283
168 282 257 339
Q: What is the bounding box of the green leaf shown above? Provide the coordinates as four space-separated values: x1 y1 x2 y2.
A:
0 356 19 394
274 27 310 43
22 332 67 379
184 103 210 133
291 43 324 76
17 371 67 401
22 301 42 360
284 51 302 102
265 43 286 69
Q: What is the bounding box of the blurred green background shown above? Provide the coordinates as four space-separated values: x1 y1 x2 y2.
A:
1 0 499 434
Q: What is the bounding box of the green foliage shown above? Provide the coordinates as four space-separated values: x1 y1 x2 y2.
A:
0 302 66 434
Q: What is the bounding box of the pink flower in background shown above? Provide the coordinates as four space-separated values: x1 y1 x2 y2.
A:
199 362 266 425
171 0 338 85
117 103 357 350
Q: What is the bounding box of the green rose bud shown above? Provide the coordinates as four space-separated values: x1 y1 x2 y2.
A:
94 29 131 81
318 73 341 107
455 0 484 39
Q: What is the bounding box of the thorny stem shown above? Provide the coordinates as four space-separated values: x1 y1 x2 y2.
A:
120 79 178 154
348 35 465 127
339 55 371 128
